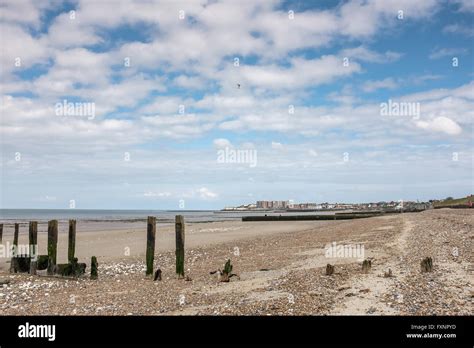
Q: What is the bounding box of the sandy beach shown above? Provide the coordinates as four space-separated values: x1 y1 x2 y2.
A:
0 209 472 315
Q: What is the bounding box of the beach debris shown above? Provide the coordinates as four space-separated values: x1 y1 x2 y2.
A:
221 259 235 282
154 268 162 281
362 259 372 273
325 264 334 276
91 256 98 280
384 269 393 278
359 288 370 293
184 275 192 281
175 215 185 279
210 259 239 282
366 307 377 314
0 278 10 286
259 268 271 272
338 286 351 291
420 257 433 273
146 216 156 276
47 220 58 276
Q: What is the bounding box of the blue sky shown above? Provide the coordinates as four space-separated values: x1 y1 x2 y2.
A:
0 0 473 209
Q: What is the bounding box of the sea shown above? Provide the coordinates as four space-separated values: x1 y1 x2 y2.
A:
0 209 329 224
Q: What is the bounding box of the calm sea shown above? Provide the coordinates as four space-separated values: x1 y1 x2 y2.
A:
0 209 327 224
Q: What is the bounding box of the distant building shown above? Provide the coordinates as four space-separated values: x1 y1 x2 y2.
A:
256 200 288 209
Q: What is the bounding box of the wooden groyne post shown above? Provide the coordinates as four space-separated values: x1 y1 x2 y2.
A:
326 263 334 276
10 223 19 273
420 257 433 273
146 216 156 276
0 223 3 243
362 259 372 273
47 220 58 275
175 215 185 278
29 221 38 275
91 256 98 280
68 219 76 263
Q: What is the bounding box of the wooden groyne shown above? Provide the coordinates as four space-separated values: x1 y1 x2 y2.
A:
5 219 93 279
3 215 190 281
242 212 384 222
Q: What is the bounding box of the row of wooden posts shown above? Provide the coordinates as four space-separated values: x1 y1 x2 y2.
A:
1 214 187 279
325 257 434 276
1 220 97 278
146 215 186 278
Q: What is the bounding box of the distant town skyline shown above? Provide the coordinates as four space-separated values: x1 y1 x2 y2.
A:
1 0 473 210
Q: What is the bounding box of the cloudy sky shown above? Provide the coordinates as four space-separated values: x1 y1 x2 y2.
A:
0 0 473 209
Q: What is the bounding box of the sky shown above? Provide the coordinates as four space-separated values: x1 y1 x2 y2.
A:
0 0 473 210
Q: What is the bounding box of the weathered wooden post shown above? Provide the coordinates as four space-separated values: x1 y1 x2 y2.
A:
29 221 38 275
146 216 156 276
175 215 185 278
362 259 372 273
10 223 19 273
420 257 433 273
68 219 76 263
91 256 98 280
47 220 58 275
0 223 3 243
326 263 334 276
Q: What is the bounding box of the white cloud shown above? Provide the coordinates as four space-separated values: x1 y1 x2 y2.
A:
443 23 474 36
0 23 49 78
173 75 206 90
144 191 171 198
341 46 402 63
363 78 399 92
429 47 468 59
213 138 232 148
197 187 218 199
238 55 361 90
416 117 463 135
0 0 53 28
271 141 284 150
46 12 103 48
